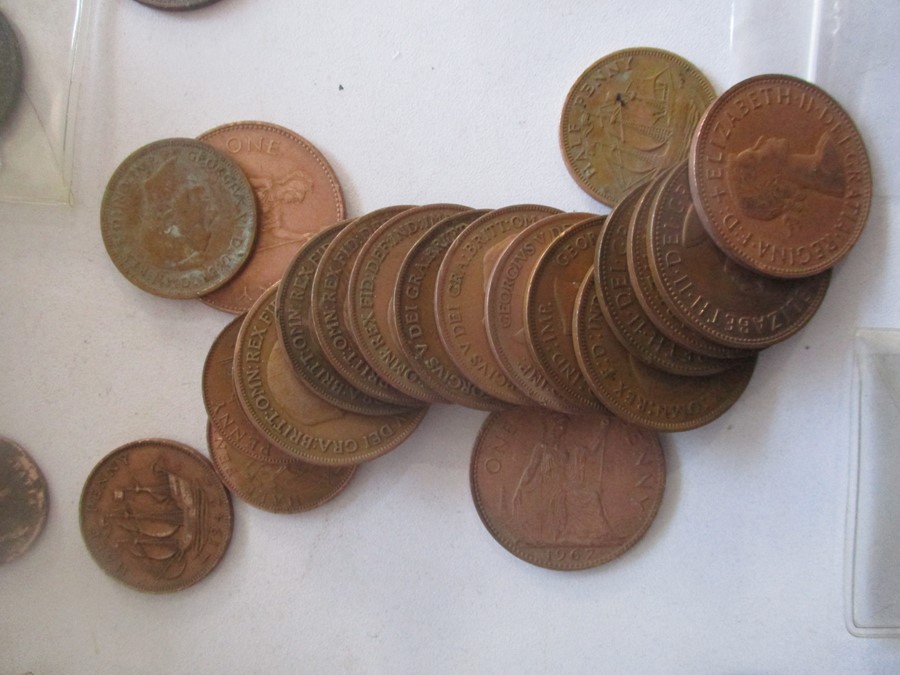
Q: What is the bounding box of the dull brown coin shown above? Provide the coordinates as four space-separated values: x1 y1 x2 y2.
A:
234 284 429 465
207 423 356 514
311 206 423 408
560 47 715 206
348 204 470 403
470 407 665 570
276 221 410 416
690 74 872 278
525 217 606 413
647 161 831 349
574 271 756 431
436 205 561 406
0 437 48 564
485 212 596 411
101 138 257 299
199 121 345 313
79 438 233 593
132 0 223 10
393 210 508 411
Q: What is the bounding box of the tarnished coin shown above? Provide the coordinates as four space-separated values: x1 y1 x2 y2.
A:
276 221 410 416
0 437 48 564
574 271 756 431
486 212 596 411
470 407 665 570
207 423 356 514
393 210 508 411
0 9 23 129
525 217 606 413
560 47 715 206
79 439 233 593
349 204 470 403
647 161 831 349
234 284 429 465
311 206 422 408
199 121 345 313
133 0 223 10
101 138 257 299
436 205 561 406
690 74 872 278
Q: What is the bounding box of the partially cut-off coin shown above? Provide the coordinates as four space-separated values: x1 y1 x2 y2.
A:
132 0 224 10
0 437 48 564
0 9 23 130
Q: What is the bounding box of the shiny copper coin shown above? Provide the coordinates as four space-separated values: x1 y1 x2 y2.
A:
574 271 756 431
436 205 561 405
525 217 606 413
311 206 422 408
199 121 345 313
79 438 233 593
470 407 665 570
349 204 470 403
647 162 831 349
0 9 22 130
486 212 595 411
276 221 409 416
133 0 223 10
560 47 715 206
393 210 508 411
234 284 429 465
0 437 48 564
207 423 356 514
690 74 872 278
101 138 257 299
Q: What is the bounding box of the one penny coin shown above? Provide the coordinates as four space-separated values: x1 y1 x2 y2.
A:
470 407 665 570
0 9 22 129
80 438 233 593
560 47 715 206
199 121 345 313
101 138 257 299
690 74 872 278
0 437 48 564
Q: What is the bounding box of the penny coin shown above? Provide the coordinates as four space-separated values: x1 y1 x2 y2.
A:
470 407 665 570
348 204 470 403
647 161 831 349
0 437 48 564
574 271 756 431
311 206 422 408
199 121 345 313
560 47 715 207
207 423 356 514
0 9 22 129
234 284 429 465
525 217 606 413
690 74 872 278
133 0 223 10
101 138 257 299
276 221 410 416
485 212 596 411
436 205 561 406
595 181 737 376
393 210 508 411
79 438 233 593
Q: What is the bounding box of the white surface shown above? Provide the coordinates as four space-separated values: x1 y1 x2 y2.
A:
2 0 900 672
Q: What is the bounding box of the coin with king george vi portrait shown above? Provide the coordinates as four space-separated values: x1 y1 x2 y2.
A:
0 437 49 564
0 9 23 130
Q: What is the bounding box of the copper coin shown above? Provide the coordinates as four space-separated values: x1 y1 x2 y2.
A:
574 271 756 431
348 204 470 403
101 138 257 299
647 162 831 349
560 47 715 207
595 181 737 376
690 74 872 278
311 206 423 408
627 170 754 360
436 205 561 405
133 0 223 10
525 217 606 413
79 438 233 593
470 407 665 570
486 212 596 411
0 437 48 564
207 423 356 514
393 210 508 411
234 284 429 465
199 121 345 313
0 9 22 129
276 221 410 416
